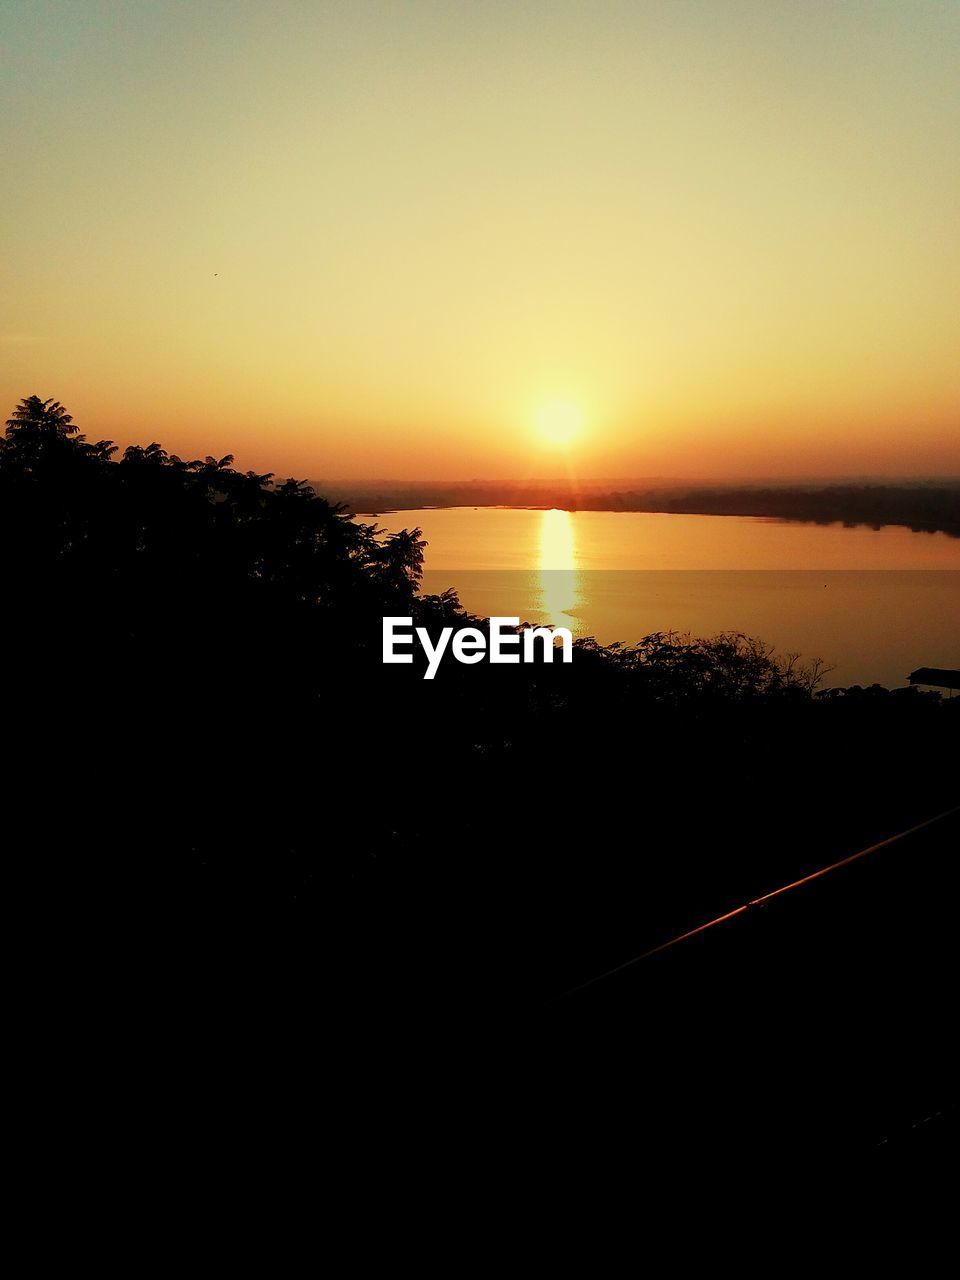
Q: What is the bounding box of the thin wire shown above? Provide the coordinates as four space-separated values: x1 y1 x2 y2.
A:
562 803 960 999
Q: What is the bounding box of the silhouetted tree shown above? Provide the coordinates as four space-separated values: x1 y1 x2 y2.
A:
5 393 77 436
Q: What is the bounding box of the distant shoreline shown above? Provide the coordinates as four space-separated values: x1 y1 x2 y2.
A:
336 483 960 538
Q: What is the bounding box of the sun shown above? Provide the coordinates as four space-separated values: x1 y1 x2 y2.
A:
534 399 583 448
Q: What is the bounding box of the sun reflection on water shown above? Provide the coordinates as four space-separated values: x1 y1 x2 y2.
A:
538 508 581 630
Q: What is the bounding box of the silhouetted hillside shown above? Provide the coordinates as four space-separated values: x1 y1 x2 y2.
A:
6 391 956 942
6 395 958 1168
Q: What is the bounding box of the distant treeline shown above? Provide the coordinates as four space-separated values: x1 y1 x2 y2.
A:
322 477 960 536
658 484 960 536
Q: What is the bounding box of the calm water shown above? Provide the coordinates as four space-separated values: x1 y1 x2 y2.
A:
366 508 960 688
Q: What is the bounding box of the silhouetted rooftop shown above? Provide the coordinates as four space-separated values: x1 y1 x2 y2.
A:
909 667 960 690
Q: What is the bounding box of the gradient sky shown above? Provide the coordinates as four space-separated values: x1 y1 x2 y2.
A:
2 0 958 479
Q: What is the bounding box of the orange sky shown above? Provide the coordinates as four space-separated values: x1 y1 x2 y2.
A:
2 1 958 480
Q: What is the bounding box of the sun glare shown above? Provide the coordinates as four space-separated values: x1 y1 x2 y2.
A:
534 400 583 448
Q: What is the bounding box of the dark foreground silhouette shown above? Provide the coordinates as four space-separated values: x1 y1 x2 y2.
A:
6 396 957 1175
